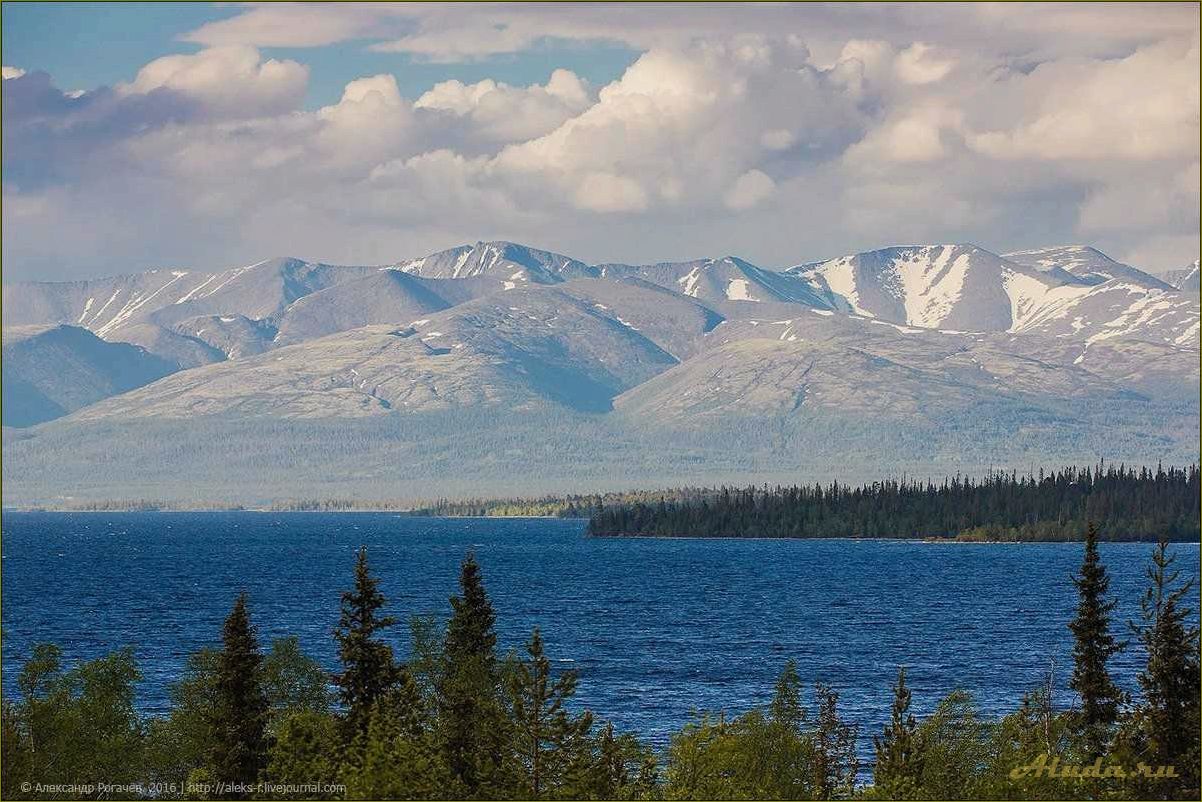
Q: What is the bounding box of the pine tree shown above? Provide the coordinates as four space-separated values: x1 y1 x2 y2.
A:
873 666 921 796
1130 540 1200 800
1068 522 1124 758
438 552 512 798
508 627 594 797
334 546 398 740
210 593 269 797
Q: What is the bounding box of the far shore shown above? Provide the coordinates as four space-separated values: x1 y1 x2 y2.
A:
3 507 1196 545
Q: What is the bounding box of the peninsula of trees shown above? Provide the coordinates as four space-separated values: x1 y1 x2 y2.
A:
587 464 1201 541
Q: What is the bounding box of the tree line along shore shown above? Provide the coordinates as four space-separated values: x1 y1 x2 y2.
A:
9 464 1201 544
2 523 1199 801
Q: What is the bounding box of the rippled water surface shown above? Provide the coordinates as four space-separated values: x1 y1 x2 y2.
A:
2 512 1197 751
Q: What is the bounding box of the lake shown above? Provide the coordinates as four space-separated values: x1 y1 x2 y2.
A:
2 512 1197 754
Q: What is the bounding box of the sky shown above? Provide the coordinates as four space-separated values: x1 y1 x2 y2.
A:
2 1 1198 281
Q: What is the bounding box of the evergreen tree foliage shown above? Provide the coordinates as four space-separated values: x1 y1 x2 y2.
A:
210 592 269 796
1067 523 1125 759
567 722 658 800
438 552 513 798
508 627 595 798
872 667 921 797
588 463 1200 541
334 546 399 741
1126 540 1201 800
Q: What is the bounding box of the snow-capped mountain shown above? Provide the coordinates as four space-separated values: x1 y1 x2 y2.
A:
1158 260 1201 292
1003 245 1174 289
391 241 597 284
787 244 1072 331
787 244 1197 347
3 239 1197 503
599 256 833 308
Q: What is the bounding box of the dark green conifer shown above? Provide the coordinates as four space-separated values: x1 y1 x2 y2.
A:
1068 522 1124 758
334 546 398 740
438 552 512 798
873 666 921 795
210 593 269 797
1130 540 1200 800
508 627 594 797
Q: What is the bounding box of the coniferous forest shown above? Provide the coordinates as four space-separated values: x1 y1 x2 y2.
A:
586 464 1201 541
2 532 1199 801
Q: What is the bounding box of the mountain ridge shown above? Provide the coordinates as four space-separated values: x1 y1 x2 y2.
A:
2 238 1196 503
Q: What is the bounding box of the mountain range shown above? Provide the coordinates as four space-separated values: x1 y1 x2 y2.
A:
3 241 1198 504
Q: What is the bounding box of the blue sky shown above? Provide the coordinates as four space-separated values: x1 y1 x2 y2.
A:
2 2 1198 280
1 2 638 107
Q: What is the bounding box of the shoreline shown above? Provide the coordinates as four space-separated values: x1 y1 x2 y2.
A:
4 508 1196 544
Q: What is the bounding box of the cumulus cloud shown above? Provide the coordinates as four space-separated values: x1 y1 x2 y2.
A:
3 66 26 80
3 4 1199 279
414 69 592 142
846 105 964 165
120 46 308 118
724 170 776 211
967 36 1199 162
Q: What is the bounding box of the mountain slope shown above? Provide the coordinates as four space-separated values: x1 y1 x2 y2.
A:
273 270 452 345
2 325 177 427
2 238 1196 504
70 282 682 420
601 256 832 308
787 244 1079 332
394 241 598 283
1003 245 1174 290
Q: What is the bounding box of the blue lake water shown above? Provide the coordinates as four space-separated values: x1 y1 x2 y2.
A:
2 512 1198 753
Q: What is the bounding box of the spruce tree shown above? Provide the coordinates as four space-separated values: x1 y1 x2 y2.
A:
1131 540 1200 799
334 546 398 740
210 593 269 797
873 666 922 795
1068 521 1124 758
438 552 512 798
508 627 594 797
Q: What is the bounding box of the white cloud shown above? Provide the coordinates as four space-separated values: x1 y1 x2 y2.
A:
968 37 1199 162
4 6 1200 279
724 170 775 211
846 105 963 165
183 3 391 48
121 46 308 118
760 129 796 150
415 69 592 142
2 65 26 80
573 172 649 213
894 43 955 85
